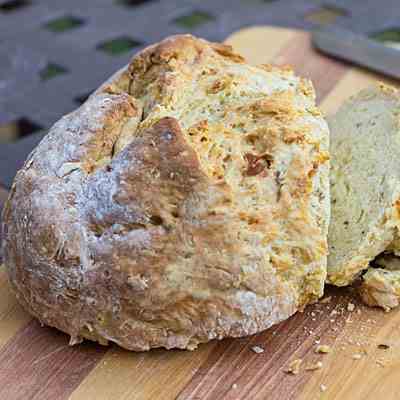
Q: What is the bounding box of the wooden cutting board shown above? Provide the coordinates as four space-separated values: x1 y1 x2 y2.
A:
1 26 400 400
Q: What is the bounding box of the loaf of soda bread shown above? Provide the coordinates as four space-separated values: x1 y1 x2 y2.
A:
2 35 330 351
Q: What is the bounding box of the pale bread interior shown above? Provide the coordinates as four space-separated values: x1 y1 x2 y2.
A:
360 260 400 311
328 84 400 286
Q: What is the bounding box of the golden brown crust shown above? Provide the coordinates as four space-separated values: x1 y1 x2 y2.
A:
2 34 329 350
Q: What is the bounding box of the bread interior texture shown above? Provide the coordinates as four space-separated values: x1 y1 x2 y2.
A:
119 46 331 303
328 84 400 286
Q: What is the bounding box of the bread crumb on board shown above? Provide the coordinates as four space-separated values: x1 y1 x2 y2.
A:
376 358 387 367
305 361 323 371
285 359 302 375
251 345 265 354
347 302 355 312
277 286 400 400
315 345 331 354
280 280 400 400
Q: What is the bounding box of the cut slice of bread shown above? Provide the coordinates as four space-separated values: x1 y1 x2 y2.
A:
327 83 400 286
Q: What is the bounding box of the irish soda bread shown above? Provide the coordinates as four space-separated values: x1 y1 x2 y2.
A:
328 84 400 287
2 35 330 351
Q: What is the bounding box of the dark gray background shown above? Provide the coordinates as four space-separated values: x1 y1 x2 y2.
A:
0 0 399 188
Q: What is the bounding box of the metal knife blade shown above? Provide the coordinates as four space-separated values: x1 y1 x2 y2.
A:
312 27 400 80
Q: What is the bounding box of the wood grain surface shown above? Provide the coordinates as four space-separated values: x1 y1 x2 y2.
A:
0 185 9 262
0 26 399 400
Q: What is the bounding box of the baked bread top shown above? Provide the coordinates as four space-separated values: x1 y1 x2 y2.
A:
2 35 330 350
328 84 400 286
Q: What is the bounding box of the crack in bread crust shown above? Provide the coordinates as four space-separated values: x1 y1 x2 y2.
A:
2 34 329 350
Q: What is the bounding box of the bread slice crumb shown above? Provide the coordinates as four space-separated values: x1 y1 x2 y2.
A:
305 361 323 371
347 302 355 312
285 359 302 375
360 266 400 311
377 343 390 350
376 358 386 367
251 345 264 354
315 344 331 354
